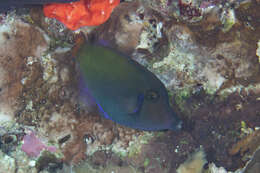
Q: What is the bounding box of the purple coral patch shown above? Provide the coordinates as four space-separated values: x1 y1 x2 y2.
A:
21 131 56 157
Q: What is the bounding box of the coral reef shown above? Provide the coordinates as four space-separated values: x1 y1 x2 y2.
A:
0 13 49 123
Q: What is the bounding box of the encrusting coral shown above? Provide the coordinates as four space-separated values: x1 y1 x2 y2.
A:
43 0 120 30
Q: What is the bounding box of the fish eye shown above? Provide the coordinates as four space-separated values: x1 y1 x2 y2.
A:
145 89 160 101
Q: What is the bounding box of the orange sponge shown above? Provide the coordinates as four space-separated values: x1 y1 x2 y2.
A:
43 0 120 30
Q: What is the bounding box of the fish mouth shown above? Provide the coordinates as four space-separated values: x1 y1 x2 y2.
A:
174 121 183 131
169 114 183 131
167 120 182 131
166 108 183 131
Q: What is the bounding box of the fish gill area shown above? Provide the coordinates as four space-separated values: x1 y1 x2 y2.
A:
0 0 259 173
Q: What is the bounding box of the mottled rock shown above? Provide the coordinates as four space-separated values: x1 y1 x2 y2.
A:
244 149 260 173
91 151 107 167
0 151 16 173
93 1 144 53
0 14 49 122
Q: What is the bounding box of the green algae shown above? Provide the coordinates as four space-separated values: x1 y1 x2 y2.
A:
221 9 236 33
172 88 193 114
155 131 165 137
143 158 150 168
110 132 154 158
127 132 154 158
179 139 189 145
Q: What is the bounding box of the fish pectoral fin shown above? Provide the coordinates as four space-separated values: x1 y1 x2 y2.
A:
122 94 144 115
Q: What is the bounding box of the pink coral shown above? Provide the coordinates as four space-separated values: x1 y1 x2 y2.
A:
21 131 56 157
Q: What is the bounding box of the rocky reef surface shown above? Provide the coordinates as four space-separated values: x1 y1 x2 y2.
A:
0 0 259 173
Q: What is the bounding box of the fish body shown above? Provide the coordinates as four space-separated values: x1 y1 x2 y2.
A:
77 43 182 131
0 0 79 12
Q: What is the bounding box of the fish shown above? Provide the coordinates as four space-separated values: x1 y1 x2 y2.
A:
0 0 79 12
76 42 182 131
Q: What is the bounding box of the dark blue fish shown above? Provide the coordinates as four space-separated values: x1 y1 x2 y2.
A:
76 43 182 131
0 0 79 12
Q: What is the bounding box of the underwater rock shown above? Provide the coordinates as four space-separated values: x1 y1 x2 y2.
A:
0 151 16 173
0 122 25 154
244 148 260 173
229 130 260 157
93 1 169 58
92 1 144 54
142 23 223 97
90 151 108 167
176 148 207 173
133 17 258 101
208 163 229 173
0 13 49 123
35 151 63 172
212 40 258 79
140 0 251 32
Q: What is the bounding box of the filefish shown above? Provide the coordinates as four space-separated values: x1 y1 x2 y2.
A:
0 0 79 12
76 43 182 131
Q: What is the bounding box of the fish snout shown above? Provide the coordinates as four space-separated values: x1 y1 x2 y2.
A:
172 120 183 131
168 111 183 131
